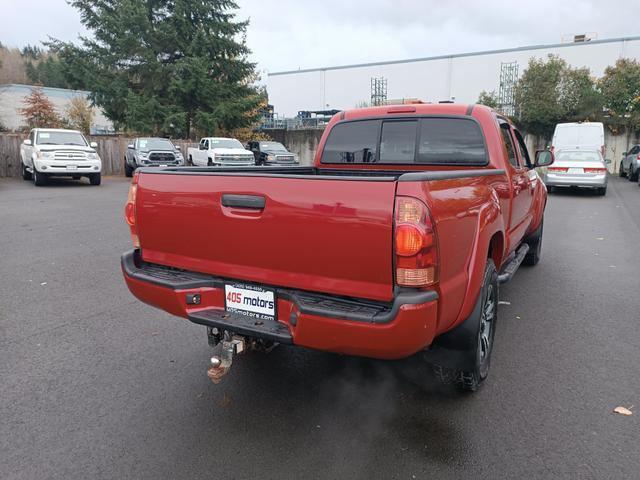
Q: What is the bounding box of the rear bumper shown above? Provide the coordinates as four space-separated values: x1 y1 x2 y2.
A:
544 173 607 188
121 250 439 359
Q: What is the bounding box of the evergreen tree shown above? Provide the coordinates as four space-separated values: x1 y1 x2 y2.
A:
51 0 262 137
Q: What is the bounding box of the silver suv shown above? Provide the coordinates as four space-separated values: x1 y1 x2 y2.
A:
619 144 640 181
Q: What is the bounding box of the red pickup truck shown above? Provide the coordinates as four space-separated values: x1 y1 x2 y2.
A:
121 103 553 391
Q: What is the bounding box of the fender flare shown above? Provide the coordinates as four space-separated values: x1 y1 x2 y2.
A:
454 196 504 328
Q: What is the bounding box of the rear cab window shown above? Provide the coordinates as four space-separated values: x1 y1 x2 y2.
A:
320 117 487 165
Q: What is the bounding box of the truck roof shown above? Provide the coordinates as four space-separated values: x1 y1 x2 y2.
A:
33 128 83 134
338 103 491 122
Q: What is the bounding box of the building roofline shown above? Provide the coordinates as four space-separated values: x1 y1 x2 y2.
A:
268 35 640 76
0 83 91 95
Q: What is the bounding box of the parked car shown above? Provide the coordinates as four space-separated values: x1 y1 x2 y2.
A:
124 137 184 177
552 122 605 156
187 137 255 166
248 140 298 165
619 144 640 181
543 150 609 195
121 103 553 392
20 128 102 186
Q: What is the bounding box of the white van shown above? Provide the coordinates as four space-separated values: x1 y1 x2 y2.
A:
551 122 605 155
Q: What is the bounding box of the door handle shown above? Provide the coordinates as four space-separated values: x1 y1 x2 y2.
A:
221 194 265 209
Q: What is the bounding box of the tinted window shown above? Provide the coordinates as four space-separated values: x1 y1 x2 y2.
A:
417 118 486 164
513 129 531 168
380 121 417 163
321 118 486 165
499 124 518 167
321 120 379 163
557 151 603 162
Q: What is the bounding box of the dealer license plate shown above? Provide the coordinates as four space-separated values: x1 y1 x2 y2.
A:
224 283 276 321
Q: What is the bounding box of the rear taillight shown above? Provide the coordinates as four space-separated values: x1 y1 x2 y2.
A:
125 172 140 248
584 168 607 174
548 167 568 173
636 154 640 160
394 197 438 287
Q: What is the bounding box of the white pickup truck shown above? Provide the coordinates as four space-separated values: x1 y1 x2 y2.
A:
20 128 102 186
187 137 255 167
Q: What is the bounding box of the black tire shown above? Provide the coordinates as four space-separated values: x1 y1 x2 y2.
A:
89 173 101 186
33 168 47 186
432 260 498 392
597 187 607 196
207 157 213 166
619 162 626 177
547 186 555 194
124 159 133 178
523 218 543 266
629 166 639 182
22 162 32 181
189 155 194 166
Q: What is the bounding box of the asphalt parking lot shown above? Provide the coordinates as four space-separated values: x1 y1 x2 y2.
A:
1 175 639 479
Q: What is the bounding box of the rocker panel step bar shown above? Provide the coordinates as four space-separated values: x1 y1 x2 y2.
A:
498 243 530 284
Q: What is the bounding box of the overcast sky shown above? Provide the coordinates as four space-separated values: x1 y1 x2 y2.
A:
2 0 639 75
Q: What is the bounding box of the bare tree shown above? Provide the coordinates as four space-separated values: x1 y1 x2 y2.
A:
65 96 95 134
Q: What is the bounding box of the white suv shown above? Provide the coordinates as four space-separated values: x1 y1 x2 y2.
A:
20 128 103 186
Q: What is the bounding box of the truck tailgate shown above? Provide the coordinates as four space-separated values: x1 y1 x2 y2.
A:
135 173 397 301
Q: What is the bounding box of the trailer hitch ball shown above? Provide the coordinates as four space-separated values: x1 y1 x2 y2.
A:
207 336 245 384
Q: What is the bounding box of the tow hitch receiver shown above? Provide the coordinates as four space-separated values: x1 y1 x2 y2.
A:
207 334 246 384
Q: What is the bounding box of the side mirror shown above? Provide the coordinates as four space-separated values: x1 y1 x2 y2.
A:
90 141 98 148
23 139 32 146
534 150 554 167
622 152 627 156
127 144 134 149
605 158 612 165
175 145 181 150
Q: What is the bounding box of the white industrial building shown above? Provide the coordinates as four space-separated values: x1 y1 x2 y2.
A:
267 36 640 117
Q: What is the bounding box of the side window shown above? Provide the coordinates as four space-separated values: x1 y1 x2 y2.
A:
499 124 519 168
29 130 35 144
379 121 417 163
320 120 380 163
204 139 209 149
513 129 532 168
630 146 639 155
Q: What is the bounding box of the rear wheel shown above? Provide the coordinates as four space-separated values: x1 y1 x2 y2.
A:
89 173 101 186
432 260 498 392
124 159 133 178
619 162 627 177
629 166 639 182
547 186 555 194
597 187 607 196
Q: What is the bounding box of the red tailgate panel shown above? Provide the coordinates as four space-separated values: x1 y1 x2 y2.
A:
135 173 397 301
